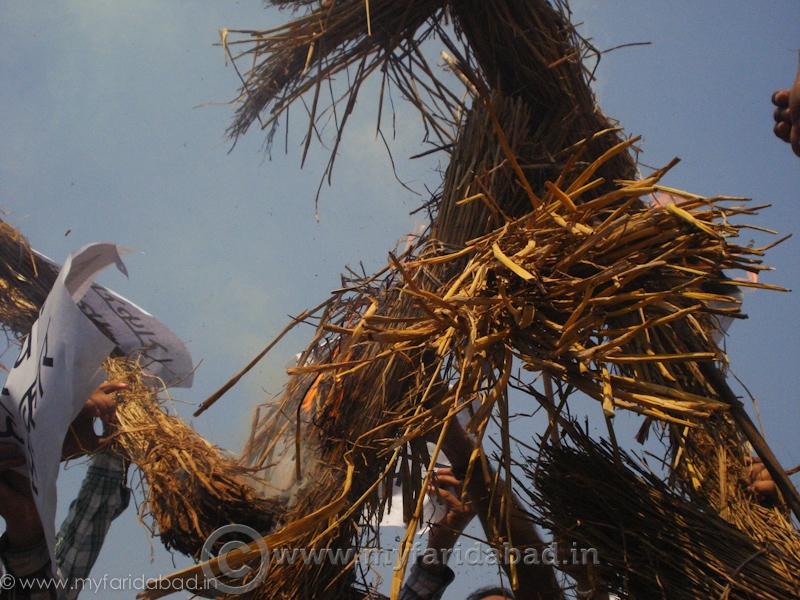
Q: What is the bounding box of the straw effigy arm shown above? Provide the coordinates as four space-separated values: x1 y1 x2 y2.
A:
527 425 800 599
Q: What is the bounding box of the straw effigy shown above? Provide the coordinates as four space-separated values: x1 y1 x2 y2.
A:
527 425 800 599
148 1 800 599
0 222 283 559
3 1 797 598
229 138 793 598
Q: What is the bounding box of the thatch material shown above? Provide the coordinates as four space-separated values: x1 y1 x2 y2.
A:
1 1 789 599
235 135 782 599
216 2 651 596
526 426 800 599
107 357 283 558
0 221 55 340
224 0 634 195
292 140 779 425
164 1 798 599
225 0 447 144
678 418 800 591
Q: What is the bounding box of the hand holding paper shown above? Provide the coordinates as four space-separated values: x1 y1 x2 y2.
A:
0 243 193 572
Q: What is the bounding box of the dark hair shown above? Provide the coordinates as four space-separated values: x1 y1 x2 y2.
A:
465 586 515 600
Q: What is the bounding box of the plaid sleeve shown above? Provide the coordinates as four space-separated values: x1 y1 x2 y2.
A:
398 557 455 600
54 452 130 597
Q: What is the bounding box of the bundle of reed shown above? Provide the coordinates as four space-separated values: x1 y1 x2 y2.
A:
313 164 776 424
194 130 786 598
267 150 782 598
675 416 800 588
0 220 57 340
224 0 635 193
224 0 450 187
106 357 283 558
225 0 446 138
525 426 800 599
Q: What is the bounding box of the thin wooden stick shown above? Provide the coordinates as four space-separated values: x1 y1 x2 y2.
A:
700 361 800 521
543 373 560 448
193 298 331 417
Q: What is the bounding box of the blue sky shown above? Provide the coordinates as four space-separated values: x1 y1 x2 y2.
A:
1 1 798 598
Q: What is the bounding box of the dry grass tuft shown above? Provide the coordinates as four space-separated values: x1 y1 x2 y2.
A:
107 357 283 558
527 425 800 599
0 221 56 340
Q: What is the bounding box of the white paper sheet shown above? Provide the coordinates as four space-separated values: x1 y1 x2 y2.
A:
380 444 452 531
1 244 120 568
35 248 194 388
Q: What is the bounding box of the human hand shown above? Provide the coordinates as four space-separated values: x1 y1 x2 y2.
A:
83 380 128 425
746 456 778 505
426 467 475 551
772 53 800 157
0 444 43 549
62 380 128 460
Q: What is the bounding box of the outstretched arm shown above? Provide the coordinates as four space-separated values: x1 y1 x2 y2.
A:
399 467 475 600
441 420 563 600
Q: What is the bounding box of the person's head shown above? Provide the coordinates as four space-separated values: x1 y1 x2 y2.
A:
465 586 514 600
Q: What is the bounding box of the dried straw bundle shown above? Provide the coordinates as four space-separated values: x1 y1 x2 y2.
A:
526 427 800 599
224 0 450 182
676 418 800 589
184 1 799 598
224 0 636 191
319 175 770 421
0 221 56 340
107 357 283 558
219 130 783 600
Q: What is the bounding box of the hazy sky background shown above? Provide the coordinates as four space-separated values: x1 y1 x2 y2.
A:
1 1 798 598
